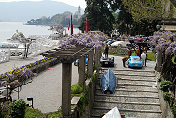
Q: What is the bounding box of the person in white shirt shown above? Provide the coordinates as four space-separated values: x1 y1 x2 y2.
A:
141 51 147 66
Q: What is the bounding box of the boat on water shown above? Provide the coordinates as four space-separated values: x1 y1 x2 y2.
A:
100 69 117 94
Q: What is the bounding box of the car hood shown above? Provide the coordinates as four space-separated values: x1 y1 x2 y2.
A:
130 61 143 64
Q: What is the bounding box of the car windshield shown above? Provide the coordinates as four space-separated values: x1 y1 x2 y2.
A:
131 58 140 61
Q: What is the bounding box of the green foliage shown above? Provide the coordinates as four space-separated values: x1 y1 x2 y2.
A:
82 0 115 34
78 71 98 113
9 99 26 118
71 84 83 94
147 52 156 61
24 107 46 118
93 64 99 71
121 0 176 22
27 11 81 26
0 112 5 118
163 92 171 102
25 107 62 118
160 81 172 92
172 101 176 117
78 92 89 113
47 107 62 118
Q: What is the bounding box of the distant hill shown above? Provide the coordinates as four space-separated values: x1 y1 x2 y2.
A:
26 11 82 27
0 0 84 22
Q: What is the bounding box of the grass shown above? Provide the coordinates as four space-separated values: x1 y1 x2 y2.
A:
25 106 63 118
147 52 156 61
24 107 46 118
47 108 62 118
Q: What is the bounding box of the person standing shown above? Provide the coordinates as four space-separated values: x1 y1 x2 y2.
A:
128 48 132 56
104 44 109 58
122 56 129 67
141 51 147 66
136 47 140 56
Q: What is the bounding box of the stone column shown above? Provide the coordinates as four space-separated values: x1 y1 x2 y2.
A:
156 51 162 72
94 48 98 66
78 56 86 86
62 63 72 118
88 50 93 77
98 47 102 66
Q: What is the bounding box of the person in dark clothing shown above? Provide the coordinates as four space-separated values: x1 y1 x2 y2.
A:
122 56 129 67
128 48 132 56
104 44 109 58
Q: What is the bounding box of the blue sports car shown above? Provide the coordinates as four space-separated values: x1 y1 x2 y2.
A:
74 57 88 66
127 56 143 68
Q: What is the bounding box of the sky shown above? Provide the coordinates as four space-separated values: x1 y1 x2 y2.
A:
0 0 87 9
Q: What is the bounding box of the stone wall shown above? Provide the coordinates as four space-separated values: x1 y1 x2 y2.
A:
156 72 174 118
70 71 97 118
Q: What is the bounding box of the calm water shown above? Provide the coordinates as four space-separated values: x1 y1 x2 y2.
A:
0 22 81 42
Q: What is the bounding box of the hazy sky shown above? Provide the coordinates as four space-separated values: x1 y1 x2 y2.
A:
0 0 87 9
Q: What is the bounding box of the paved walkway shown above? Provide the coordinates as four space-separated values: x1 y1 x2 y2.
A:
0 53 156 113
11 62 79 113
0 55 43 74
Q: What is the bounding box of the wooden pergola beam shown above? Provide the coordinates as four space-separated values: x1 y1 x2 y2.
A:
40 46 96 118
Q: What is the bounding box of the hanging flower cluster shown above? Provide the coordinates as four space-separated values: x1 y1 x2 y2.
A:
150 31 176 55
60 32 107 49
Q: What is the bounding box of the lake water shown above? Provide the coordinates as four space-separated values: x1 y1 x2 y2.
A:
0 22 81 43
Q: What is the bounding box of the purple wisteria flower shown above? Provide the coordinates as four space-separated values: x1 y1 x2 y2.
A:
60 32 107 49
152 31 176 55
173 48 176 55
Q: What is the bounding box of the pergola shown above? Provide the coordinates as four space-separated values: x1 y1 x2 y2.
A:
41 46 101 118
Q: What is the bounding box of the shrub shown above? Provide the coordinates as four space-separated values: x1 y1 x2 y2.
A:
160 81 172 92
47 107 62 118
163 92 171 102
8 99 26 118
71 84 83 94
172 102 176 117
24 107 46 118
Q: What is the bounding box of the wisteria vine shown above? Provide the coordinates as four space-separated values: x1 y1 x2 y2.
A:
150 31 176 55
0 57 52 88
60 32 107 49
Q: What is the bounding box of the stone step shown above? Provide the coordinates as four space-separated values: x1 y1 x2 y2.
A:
100 68 155 74
95 89 159 97
117 77 156 82
93 100 160 110
96 84 158 93
91 107 162 118
100 73 156 77
100 68 155 73
97 78 157 87
94 94 160 103
99 74 157 81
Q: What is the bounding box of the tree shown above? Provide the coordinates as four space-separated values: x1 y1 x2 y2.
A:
83 0 115 34
170 0 176 8
121 0 176 22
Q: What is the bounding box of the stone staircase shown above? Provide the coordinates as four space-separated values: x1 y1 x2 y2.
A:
91 69 162 118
